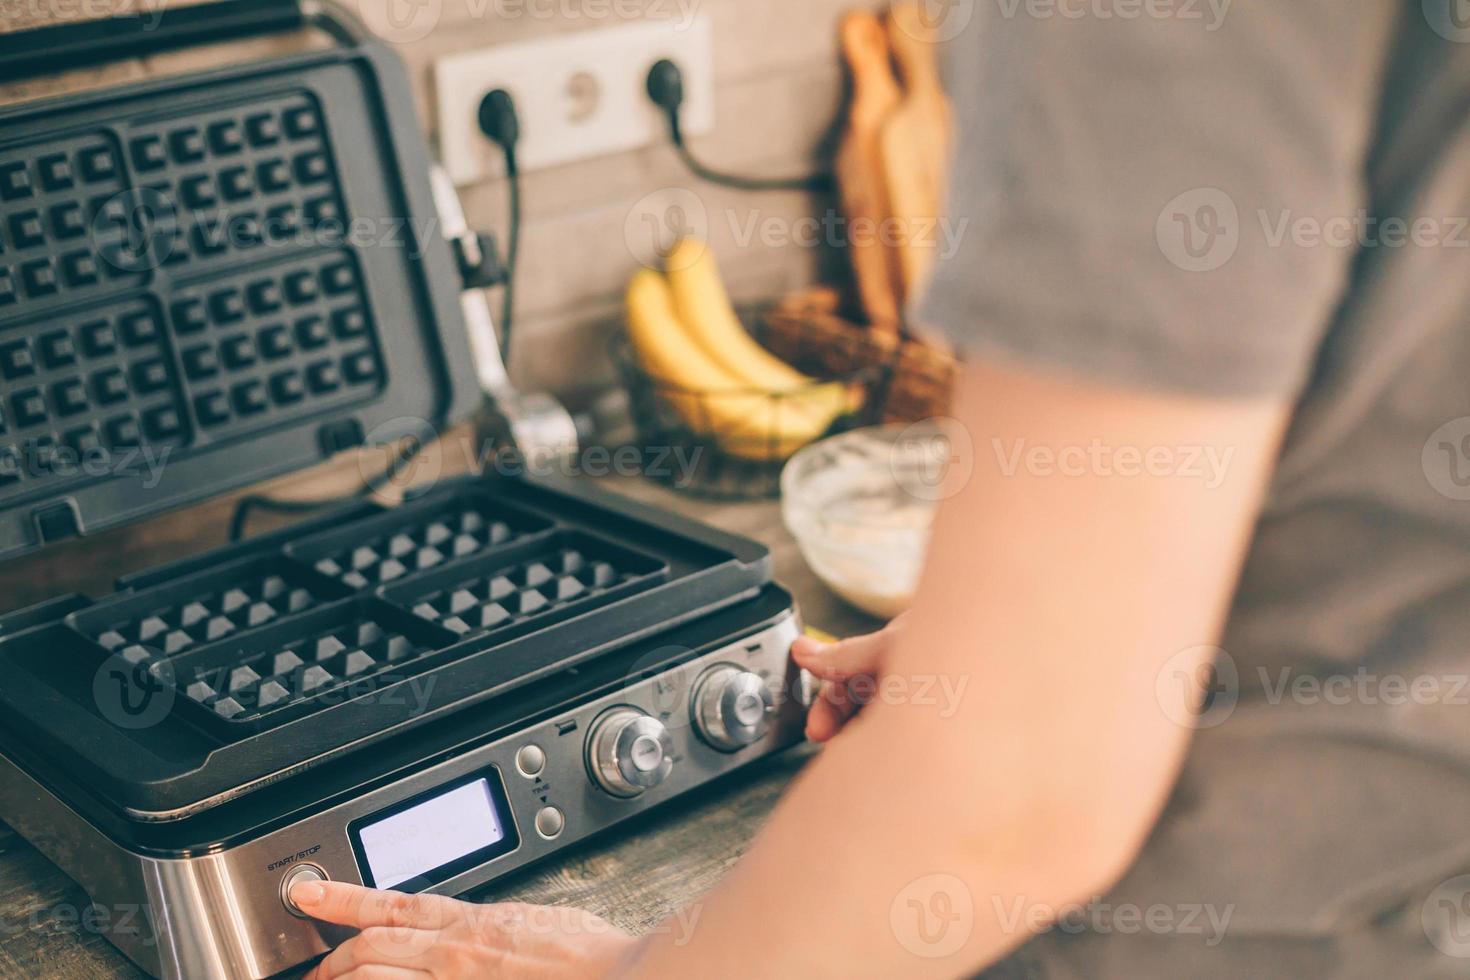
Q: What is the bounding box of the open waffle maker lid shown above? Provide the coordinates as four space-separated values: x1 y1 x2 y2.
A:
0 0 480 561
0 3 785 826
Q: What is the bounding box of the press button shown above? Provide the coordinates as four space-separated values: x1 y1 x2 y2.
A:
280 863 328 918
534 806 564 840
515 743 546 778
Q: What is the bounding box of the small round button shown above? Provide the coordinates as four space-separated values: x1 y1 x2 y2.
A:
534 805 565 840
280 864 328 918
516 743 546 778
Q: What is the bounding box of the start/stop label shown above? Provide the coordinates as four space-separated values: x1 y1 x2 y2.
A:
266 844 322 873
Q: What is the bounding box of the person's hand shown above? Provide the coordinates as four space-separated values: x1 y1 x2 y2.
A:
294 879 638 979
789 616 903 742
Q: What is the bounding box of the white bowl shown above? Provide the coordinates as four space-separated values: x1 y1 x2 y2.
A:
780 424 945 619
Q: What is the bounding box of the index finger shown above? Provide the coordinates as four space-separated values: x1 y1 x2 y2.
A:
292 880 462 931
790 631 888 682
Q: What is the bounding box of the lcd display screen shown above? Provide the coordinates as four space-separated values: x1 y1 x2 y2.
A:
350 769 518 891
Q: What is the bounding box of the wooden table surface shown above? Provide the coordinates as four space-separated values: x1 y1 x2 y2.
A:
0 459 881 978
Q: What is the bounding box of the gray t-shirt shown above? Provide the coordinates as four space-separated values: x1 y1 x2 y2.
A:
921 3 1470 970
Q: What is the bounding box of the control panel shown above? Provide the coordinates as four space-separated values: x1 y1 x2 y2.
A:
231 609 806 941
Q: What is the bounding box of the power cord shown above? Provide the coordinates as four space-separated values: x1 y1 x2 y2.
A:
227 93 526 544
227 435 428 542
646 59 835 195
478 89 522 363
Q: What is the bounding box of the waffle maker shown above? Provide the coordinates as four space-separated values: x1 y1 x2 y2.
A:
0 4 808 977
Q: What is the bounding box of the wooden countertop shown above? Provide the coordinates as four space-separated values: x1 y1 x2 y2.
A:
0 459 881 978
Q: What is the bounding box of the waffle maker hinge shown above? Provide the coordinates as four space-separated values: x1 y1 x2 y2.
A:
429 166 581 467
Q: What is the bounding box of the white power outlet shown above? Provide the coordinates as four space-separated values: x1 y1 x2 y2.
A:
435 17 715 185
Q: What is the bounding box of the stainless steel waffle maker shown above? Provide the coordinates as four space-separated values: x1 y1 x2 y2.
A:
0 4 808 976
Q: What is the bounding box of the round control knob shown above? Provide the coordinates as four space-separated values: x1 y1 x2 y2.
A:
586 708 674 798
280 864 328 918
693 665 774 752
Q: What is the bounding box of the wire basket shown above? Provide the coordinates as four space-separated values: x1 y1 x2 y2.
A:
614 294 956 499
761 287 958 424
612 322 875 500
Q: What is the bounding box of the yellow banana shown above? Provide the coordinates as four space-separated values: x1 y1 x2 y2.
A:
663 238 859 423
625 270 830 461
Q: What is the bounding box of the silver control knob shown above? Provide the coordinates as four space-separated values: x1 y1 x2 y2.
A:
693 665 774 751
586 708 674 798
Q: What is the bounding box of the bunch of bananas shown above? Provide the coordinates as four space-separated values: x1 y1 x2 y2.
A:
625 239 862 461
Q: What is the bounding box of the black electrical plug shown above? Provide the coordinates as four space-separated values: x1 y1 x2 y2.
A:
478 88 521 151
644 59 833 194
646 58 685 117
476 89 522 363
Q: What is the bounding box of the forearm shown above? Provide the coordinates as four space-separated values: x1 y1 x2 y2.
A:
620 362 1287 978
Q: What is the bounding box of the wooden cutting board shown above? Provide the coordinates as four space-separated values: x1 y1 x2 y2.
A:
835 10 905 336
882 1 953 299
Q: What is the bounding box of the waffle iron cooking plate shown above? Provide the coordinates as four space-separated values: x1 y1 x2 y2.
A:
0 1 778 820
0 0 479 560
